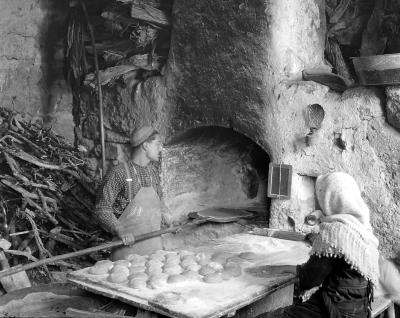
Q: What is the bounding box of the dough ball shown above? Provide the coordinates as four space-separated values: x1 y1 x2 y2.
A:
164 257 180 265
203 272 223 284
89 266 109 275
147 266 163 275
224 263 242 277
113 260 131 268
179 250 195 257
208 262 224 271
180 258 197 268
108 271 129 283
239 252 260 261
130 265 146 275
195 252 210 262
94 260 113 267
129 272 148 280
164 252 178 259
182 270 201 280
199 265 216 276
167 274 187 284
130 259 146 266
149 255 165 262
147 274 168 289
110 265 130 277
146 260 163 268
211 252 234 264
163 265 183 275
221 271 232 281
186 263 201 272
129 278 147 289
149 273 168 281
181 255 197 262
196 253 211 266
89 260 113 275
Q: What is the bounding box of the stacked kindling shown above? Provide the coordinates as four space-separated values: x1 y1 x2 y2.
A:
0 107 109 273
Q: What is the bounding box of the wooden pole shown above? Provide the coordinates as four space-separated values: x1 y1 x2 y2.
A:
0 220 206 279
79 0 106 178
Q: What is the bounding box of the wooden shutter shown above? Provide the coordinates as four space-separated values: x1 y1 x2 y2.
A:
267 163 292 199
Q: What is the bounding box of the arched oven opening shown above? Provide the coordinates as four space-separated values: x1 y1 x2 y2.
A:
161 126 271 226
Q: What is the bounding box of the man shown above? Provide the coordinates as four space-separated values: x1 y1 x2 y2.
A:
94 126 165 260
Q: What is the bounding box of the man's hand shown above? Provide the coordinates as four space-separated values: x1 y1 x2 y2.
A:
116 223 135 246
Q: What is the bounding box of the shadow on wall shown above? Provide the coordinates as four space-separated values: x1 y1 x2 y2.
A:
162 126 271 224
38 0 70 126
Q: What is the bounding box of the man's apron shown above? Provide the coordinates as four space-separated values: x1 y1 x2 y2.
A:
111 163 163 261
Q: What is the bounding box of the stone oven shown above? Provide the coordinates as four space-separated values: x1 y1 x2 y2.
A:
75 0 400 258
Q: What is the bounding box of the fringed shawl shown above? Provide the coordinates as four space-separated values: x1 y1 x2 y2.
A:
311 216 379 284
313 172 380 285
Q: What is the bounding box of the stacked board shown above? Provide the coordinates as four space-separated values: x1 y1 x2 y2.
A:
68 234 310 318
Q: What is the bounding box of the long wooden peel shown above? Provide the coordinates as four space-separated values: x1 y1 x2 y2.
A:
0 219 207 279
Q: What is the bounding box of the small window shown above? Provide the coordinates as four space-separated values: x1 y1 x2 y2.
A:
267 163 292 199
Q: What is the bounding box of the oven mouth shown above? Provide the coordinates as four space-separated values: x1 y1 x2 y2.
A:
162 126 271 225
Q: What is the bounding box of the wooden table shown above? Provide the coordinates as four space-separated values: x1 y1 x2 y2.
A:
68 234 310 318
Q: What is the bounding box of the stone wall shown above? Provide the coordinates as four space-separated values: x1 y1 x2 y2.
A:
0 0 73 141
75 0 400 258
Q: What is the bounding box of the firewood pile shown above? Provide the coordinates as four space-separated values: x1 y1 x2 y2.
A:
0 107 109 274
68 0 173 90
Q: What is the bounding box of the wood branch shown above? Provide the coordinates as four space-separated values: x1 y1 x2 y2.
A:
0 179 57 205
17 232 35 252
84 65 139 88
48 232 85 250
101 11 139 27
0 145 68 170
9 230 32 237
70 190 93 212
24 211 52 260
8 130 46 155
3 153 30 184
53 261 81 270
85 39 135 55
46 227 61 255
3 250 39 262
37 189 49 212
36 189 58 226
329 0 351 23
63 168 93 185
130 3 171 26
1 145 93 184
117 53 165 70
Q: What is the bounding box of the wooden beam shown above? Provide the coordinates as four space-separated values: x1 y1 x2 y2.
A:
130 3 171 27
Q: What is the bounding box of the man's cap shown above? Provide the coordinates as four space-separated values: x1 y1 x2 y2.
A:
130 126 157 147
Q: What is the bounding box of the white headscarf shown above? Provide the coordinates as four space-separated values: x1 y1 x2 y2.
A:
311 172 380 284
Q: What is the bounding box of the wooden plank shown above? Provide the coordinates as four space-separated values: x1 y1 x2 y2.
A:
131 3 171 26
67 277 170 317
65 307 135 318
84 66 139 88
68 235 310 318
235 284 294 318
148 278 295 318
